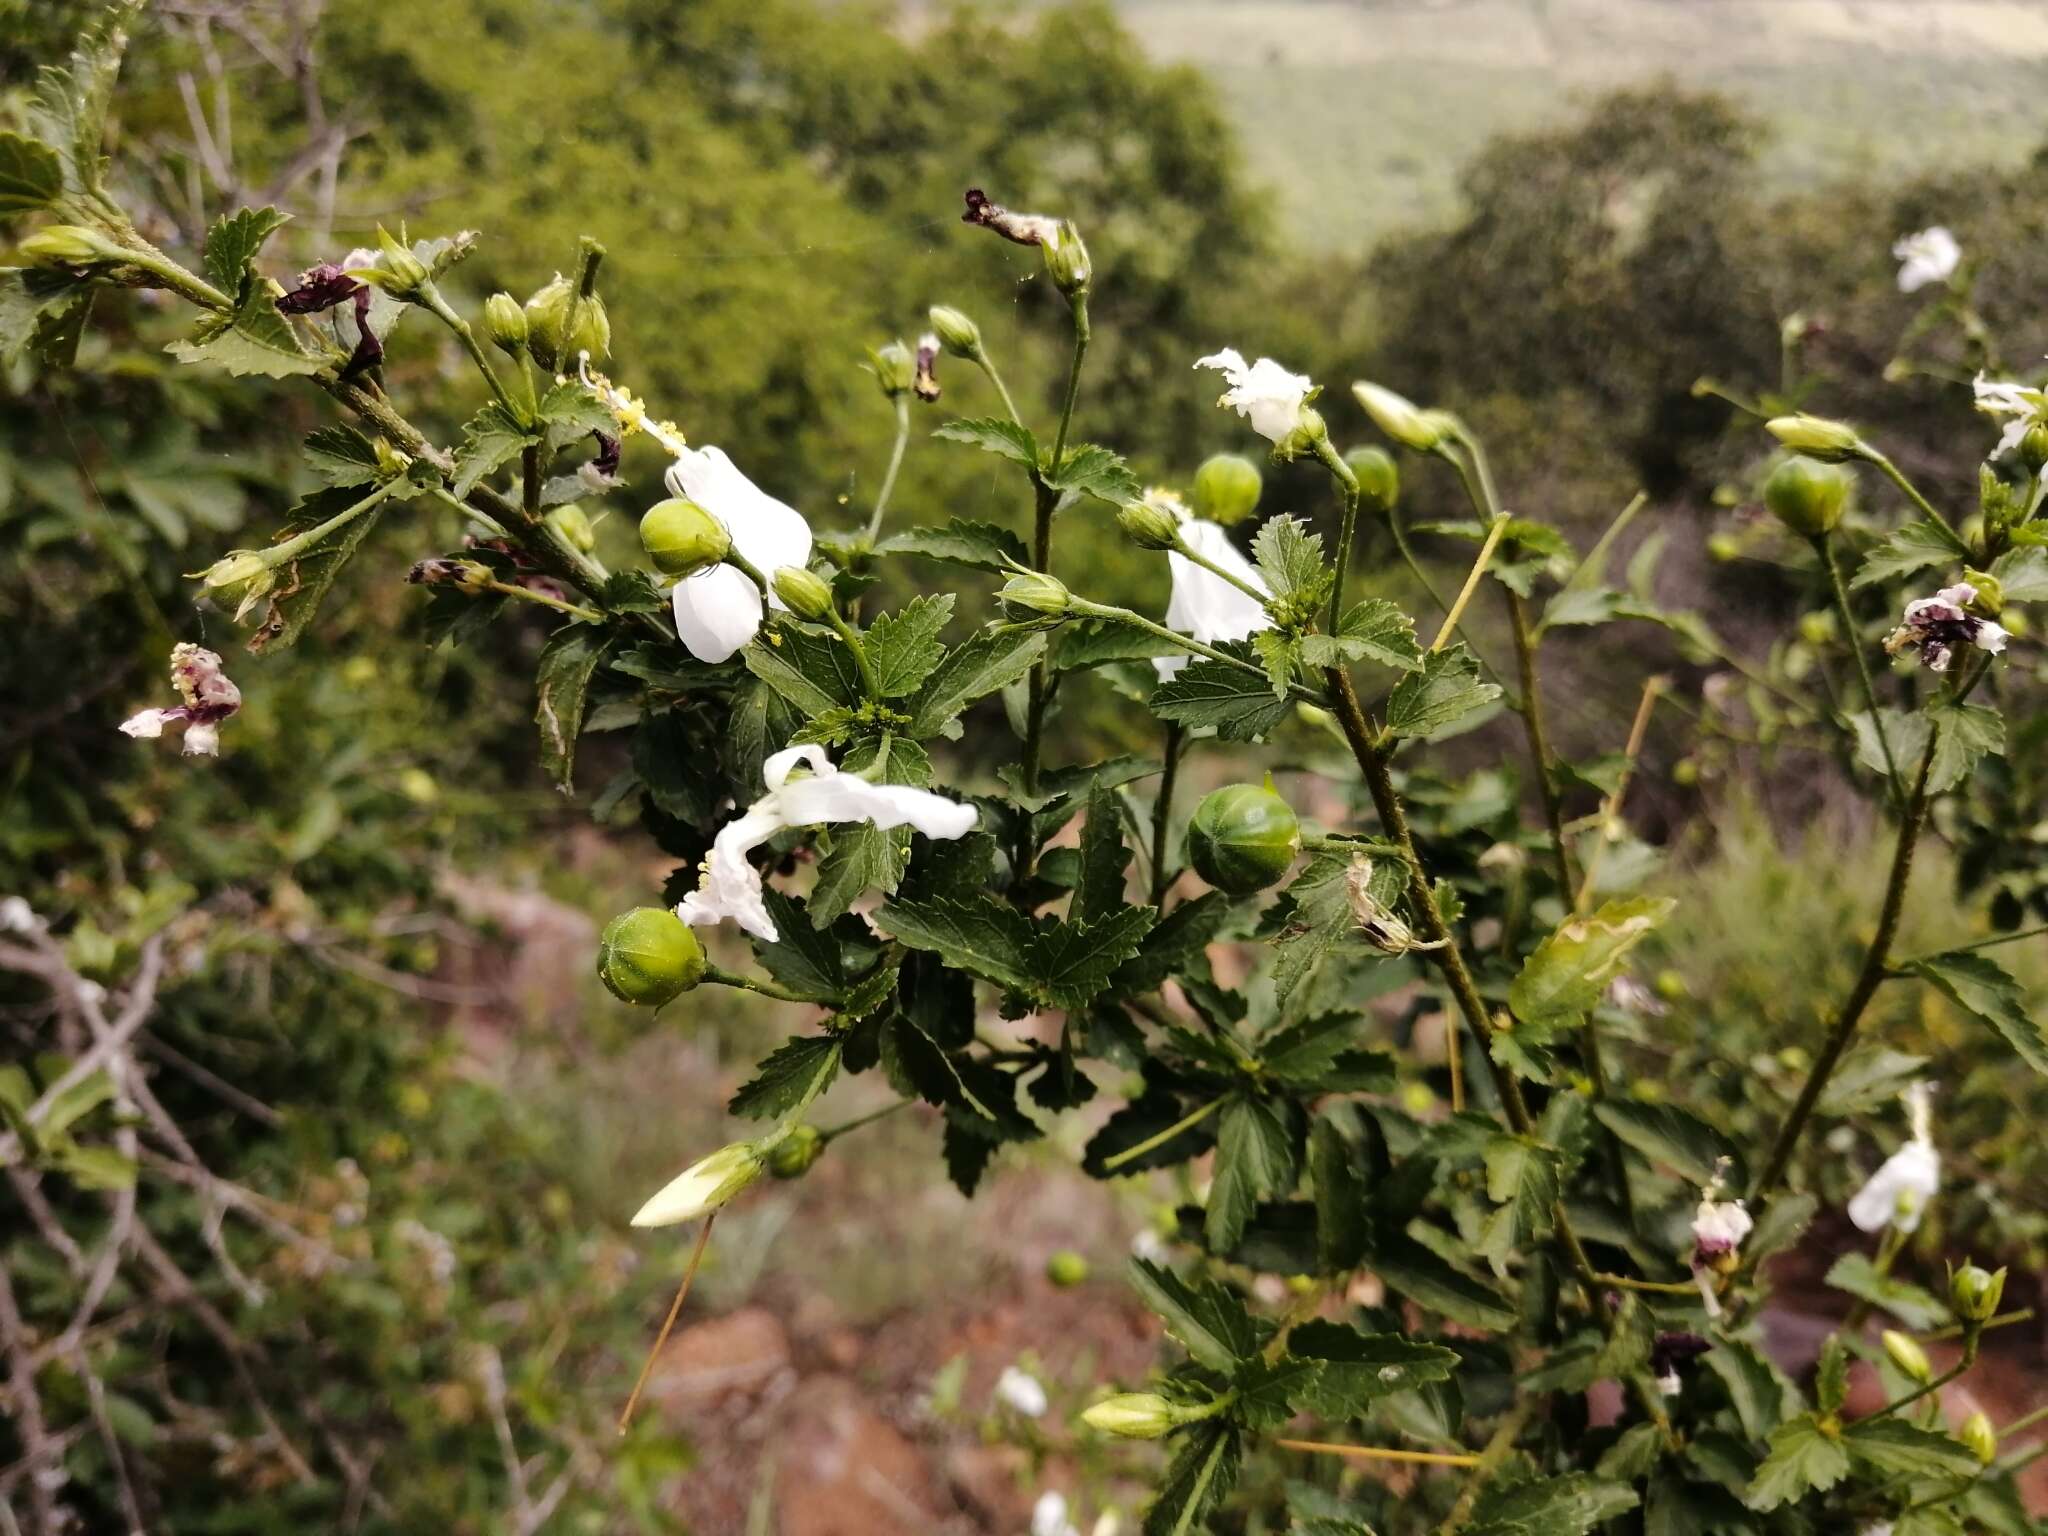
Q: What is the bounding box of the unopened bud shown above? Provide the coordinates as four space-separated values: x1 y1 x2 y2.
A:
524 268 610 372
869 340 915 400
1797 610 1837 647
1707 532 1741 563
1881 1329 1932 1384
766 1123 824 1180
772 565 834 621
1960 568 2004 617
928 305 982 358
1042 220 1091 297
1191 453 1262 527
631 1139 764 1227
1046 1251 1089 1288
548 503 596 553
202 551 272 592
1117 499 1182 551
372 225 431 299
999 569 1072 619
1186 784 1300 895
1766 413 1865 464
1345 445 1400 513
596 907 705 1006
1763 456 1850 538
483 292 529 353
641 498 730 577
1949 1262 2006 1323
18 224 121 266
2022 422 2048 472
1961 1411 1998 1465
1081 1393 1183 1440
1352 381 1448 452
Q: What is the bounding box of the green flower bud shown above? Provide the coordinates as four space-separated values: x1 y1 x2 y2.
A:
1949 1262 2006 1323
766 1123 824 1181
1352 381 1448 452
1045 1251 1089 1288
640 498 730 577
1881 1328 1932 1384
999 569 1072 619
868 340 915 399
1961 1410 1998 1465
17 224 121 266
1191 453 1262 527
1961 568 2004 617
1766 413 1865 464
2022 422 2048 472
1081 1392 1183 1440
1345 445 1400 513
483 292 529 353
201 550 272 593
631 1139 764 1227
1117 499 1183 551
523 270 611 372
1671 757 1700 786
373 225 431 299
1186 783 1301 895
596 907 705 1006
928 305 982 358
1763 456 1850 538
548 503 596 553
772 565 834 621
1042 220 1091 297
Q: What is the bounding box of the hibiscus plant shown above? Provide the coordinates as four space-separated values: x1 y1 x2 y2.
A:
7 9 2047 1536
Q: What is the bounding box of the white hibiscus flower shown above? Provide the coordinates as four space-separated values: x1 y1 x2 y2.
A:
1148 491 1272 679
1195 348 1319 447
1893 226 1960 294
664 447 814 664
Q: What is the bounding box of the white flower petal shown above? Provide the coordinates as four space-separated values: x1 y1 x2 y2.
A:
672 564 767 664
120 708 170 740
762 743 832 791
1977 620 2010 655
677 806 786 942
997 1366 1049 1418
181 723 221 757
1154 516 1272 678
665 446 813 607
1197 347 1314 445
1848 1140 1941 1234
630 1142 762 1227
1691 1196 1752 1253
777 776 979 841
1893 226 1960 293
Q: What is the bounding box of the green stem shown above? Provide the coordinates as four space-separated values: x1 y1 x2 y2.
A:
1817 533 1902 802
1430 513 1509 654
1871 1343 1975 1420
1100 1096 1224 1173
827 608 881 701
973 352 1026 430
1388 504 1452 621
1919 1308 2033 1344
1169 1423 1233 1536
1314 436 1362 631
1150 721 1186 906
702 964 814 1004
421 286 524 423
1071 599 1318 703
1170 537 1269 605
864 395 912 544
1593 1274 1699 1296
1998 1400 2048 1440
1021 295 1092 801
817 1098 913 1145
1868 451 1970 554
480 578 603 624
262 480 399 566
1437 1400 1535 1535
1049 295 1090 473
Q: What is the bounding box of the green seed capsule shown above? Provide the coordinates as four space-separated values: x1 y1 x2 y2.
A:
1045 1250 1089 1287
641 498 730 576
1763 456 1850 538
596 907 704 1005
1191 453 1262 527
1185 784 1301 895
771 565 834 620
766 1124 824 1180
1344 445 1399 513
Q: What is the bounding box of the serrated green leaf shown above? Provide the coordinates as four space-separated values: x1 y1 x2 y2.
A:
1207 1092 1299 1253
535 379 616 440
1251 629 1299 699
1233 1354 1321 1430
1842 1416 1980 1481
1073 780 1130 925
450 402 536 497
202 205 290 295
1288 1320 1459 1418
1310 1114 1371 1273
908 628 1044 737
54 1144 137 1191
745 624 864 718
1478 1133 1560 1271
1702 1339 1793 1442
1030 906 1157 1009
876 518 1028 573
1384 644 1501 740
1143 1420 1241 1536
302 425 384 488
533 625 614 793
1150 648 1292 741
933 415 1038 467
0 133 64 213
166 283 322 379
1467 1473 1639 1536
1510 896 1677 1026
1990 544 2048 601
1746 1415 1850 1511
1851 518 1966 589
866 594 954 698
1823 1253 1950 1330
1909 950 2047 1075
36 1068 113 1138
1817 1047 1931 1117
1260 1014 1395 1093
875 896 1035 993
1372 1235 1516 1331
1927 700 2003 796
1592 1100 1737 1187
1044 443 1141 506
749 891 846 1001
247 485 389 654
728 1036 841 1120
1251 515 1330 603
810 823 910 924
1128 1257 1260 1371
1300 598 1423 672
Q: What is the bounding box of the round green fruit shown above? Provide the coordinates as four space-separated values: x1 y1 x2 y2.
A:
640 498 729 577
596 907 705 1005
1763 456 1850 538
1185 784 1301 895
1190 453 1262 527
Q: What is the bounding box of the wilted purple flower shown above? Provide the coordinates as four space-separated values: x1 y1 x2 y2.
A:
120 643 242 756
1883 582 2009 673
1649 1331 1712 1395
276 261 367 315
961 188 1061 247
913 332 941 403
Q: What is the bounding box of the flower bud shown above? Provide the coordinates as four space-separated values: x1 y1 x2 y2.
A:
1186 783 1301 895
1345 445 1400 513
1191 453 1262 527
631 1140 764 1227
17 223 121 266
1881 1329 1932 1384
1081 1393 1182 1439
1961 1410 1998 1465
1046 1251 1089 1288
1042 220 1091 297
929 305 983 358
596 907 705 1006
373 225 431 299
2022 422 2048 472
548 503 596 553
483 292 529 353
201 550 272 592
1117 499 1182 551
869 340 915 400
1352 381 1447 452
999 570 1072 619
772 565 834 621
1949 1262 2006 1323
1766 414 1865 464
523 271 611 372
1960 568 2004 617
641 498 730 577
766 1123 824 1181
1763 456 1850 538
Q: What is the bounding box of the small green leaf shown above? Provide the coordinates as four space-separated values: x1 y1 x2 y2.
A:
1300 598 1423 672
533 625 614 793
1702 1339 1793 1442
1926 700 2004 795
728 1036 841 1120
1592 1100 1738 1188
1851 518 1966 589
1287 1319 1459 1418
875 896 1035 993
1206 1093 1299 1253
449 402 536 497
1150 648 1292 741
1467 1473 1639 1536
1510 896 1676 1027
933 415 1038 467
201 205 290 296
1744 1415 1849 1512
809 823 910 924
865 594 954 698
1044 443 1141 506
302 425 385 488
876 518 1028 573
1816 1046 1931 1117
1127 1257 1260 1372
908 629 1045 738
0 132 65 213
745 625 864 719
1072 781 1131 925
1909 950 2047 1075
1251 515 1330 604
1384 645 1501 740
1823 1253 1950 1330
1478 1133 1561 1271
1371 1236 1516 1332
1842 1417 1980 1481
54 1144 137 1191
1142 1420 1241 1536
1029 906 1157 1009
1309 1113 1371 1273
166 282 322 378
749 891 845 1001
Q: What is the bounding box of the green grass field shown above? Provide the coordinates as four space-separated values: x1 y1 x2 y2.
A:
1112 0 2048 249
